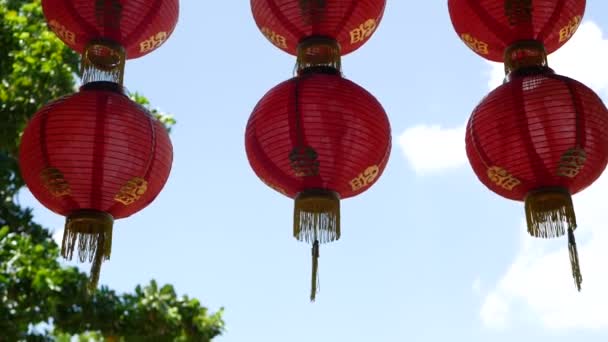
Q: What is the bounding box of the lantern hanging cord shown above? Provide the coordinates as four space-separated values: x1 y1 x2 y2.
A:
311 239 320 302
568 227 583 291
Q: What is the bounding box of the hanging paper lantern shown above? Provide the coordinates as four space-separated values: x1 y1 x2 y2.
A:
448 0 585 61
19 81 173 288
465 66 608 291
245 62 391 300
42 0 179 59
251 0 386 56
42 0 179 86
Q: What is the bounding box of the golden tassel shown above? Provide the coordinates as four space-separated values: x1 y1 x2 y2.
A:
568 227 583 291
81 39 126 85
62 210 114 289
310 240 320 302
293 189 340 243
525 187 583 290
524 188 576 239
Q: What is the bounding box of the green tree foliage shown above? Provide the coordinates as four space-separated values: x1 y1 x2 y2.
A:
0 1 223 340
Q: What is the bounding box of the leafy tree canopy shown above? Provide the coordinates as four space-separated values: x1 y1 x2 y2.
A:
0 1 223 340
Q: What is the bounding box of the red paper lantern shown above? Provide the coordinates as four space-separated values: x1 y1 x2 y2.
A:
245 70 391 300
465 67 608 290
251 0 386 56
19 82 173 287
42 0 179 59
448 0 585 61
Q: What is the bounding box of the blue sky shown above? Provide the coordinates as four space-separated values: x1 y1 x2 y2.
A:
18 1 608 341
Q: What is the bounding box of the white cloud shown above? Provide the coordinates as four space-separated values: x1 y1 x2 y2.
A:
480 292 509 330
481 175 608 332
397 124 465 174
481 20 608 333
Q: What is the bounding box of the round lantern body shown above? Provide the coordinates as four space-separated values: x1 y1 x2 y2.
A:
42 0 179 59
251 0 386 56
19 81 173 287
465 68 608 290
246 72 391 201
448 0 585 61
245 71 390 301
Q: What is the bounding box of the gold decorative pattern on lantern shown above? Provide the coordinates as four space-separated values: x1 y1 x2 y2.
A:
559 15 582 42
261 27 288 49
289 146 320 177
487 166 521 191
557 148 586 178
350 165 380 191
350 19 377 44
40 167 71 197
48 20 76 44
139 32 168 53
460 33 489 55
504 0 532 26
114 177 148 205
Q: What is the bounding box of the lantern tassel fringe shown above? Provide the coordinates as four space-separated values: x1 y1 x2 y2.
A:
62 210 113 290
293 190 340 243
82 65 123 85
568 227 583 291
525 188 576 239
311 240 320 302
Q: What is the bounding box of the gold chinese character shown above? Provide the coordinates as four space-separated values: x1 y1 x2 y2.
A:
139 31 168 53
261 27 288 49
349 19 377 44
114 177 148 205
49 20 76 44
557 148 586 178
349 165 380 191
487 166 521 191
461 33 489 55
559 15 582 42
40 167 71 197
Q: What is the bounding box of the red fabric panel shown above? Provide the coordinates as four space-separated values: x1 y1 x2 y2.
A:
449 0 585 61
466 71 608 201
245 73 391 199
42 0 179 59
251 0 385 56
19 85 173 219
